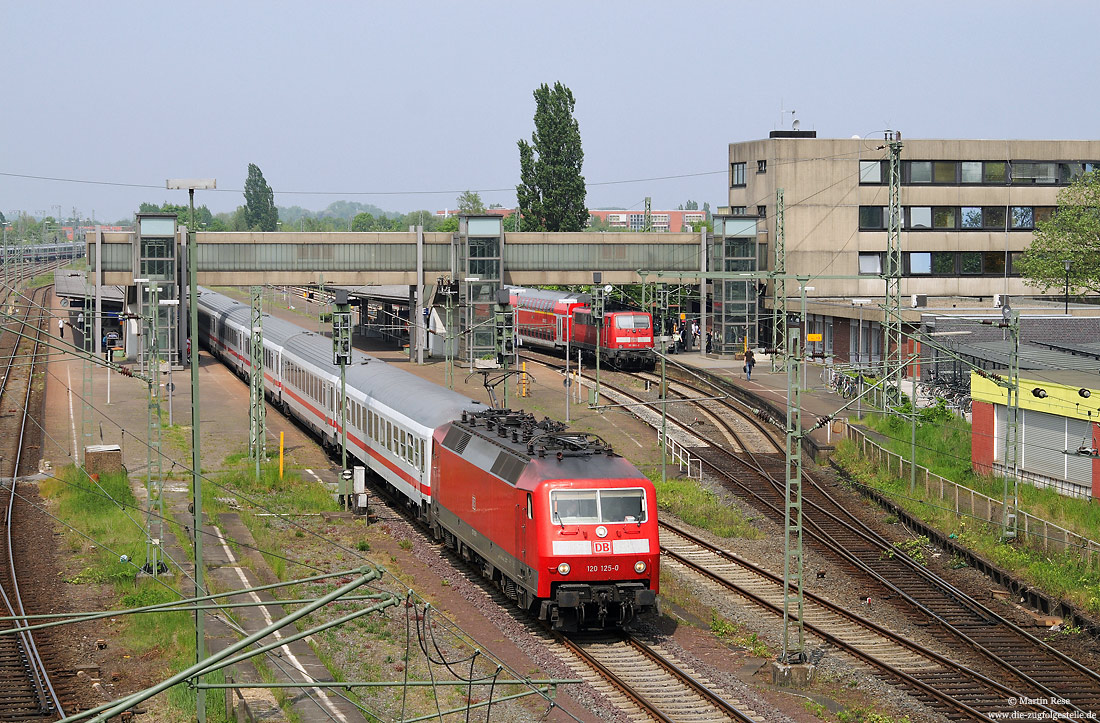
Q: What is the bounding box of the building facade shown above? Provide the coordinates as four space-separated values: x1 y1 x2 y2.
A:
970 371 1100 500
727 132 1100 361
587 208 706 233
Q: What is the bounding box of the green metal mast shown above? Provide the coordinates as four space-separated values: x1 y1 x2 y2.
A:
248 286 265 481
884 132 904 408
781 325 806 663
80 276 95 464
142 283 166 577
772 188 786 372
1001 309 1020 539
643 196 653 233
333 290 352 479
657 284 669 485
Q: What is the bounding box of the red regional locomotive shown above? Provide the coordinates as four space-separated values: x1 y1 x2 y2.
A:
507 286 655 371
197 288 659 631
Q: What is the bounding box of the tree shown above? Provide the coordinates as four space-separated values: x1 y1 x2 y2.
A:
683 200 699 211
1016 171 1100 293
351 212 376 232
243 163 278 231
516 82 588 232
702 201 711 221
457 190 485 214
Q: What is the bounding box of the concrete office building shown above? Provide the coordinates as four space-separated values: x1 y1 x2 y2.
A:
726 132 1100 364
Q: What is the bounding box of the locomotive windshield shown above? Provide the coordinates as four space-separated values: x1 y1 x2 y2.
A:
550 488 647 525
614 315 651 330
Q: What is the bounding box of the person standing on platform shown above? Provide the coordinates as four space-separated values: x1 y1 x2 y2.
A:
58 316 65 339
744 348 756 381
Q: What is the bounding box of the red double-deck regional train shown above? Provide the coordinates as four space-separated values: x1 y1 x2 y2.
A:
198 288 659 630
506 286 656 371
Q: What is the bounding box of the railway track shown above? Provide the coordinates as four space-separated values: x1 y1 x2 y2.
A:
0 284 65 720
522 352 1100 719
555 631 756 723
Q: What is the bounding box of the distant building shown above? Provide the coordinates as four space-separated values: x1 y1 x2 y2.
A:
588 208 705 233
435 208 512 218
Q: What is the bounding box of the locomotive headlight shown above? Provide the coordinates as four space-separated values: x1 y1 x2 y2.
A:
557 562 571 575
634 561 647 574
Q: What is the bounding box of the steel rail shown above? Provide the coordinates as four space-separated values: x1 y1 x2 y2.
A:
0 284 65 717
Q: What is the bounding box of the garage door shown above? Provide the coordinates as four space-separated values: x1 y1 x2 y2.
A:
1066 417 1092 486
1023 410 1066 481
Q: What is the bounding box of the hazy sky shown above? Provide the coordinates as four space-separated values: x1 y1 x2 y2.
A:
3 1 1097 223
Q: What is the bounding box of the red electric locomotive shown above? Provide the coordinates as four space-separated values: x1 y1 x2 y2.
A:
431 408 659 631
508 286 656 371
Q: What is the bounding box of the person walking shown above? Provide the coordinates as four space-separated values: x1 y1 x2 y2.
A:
744 348 756 381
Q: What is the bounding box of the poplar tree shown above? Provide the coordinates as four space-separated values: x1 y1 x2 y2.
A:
243 163 278 231
516 82 588 232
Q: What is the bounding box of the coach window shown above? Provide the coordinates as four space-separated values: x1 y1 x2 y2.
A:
526 493 533 520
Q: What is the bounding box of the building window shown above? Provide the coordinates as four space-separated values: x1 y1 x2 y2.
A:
983 251 1006 274
729 206 747 215
858 253 882 275
1012 161 1057 184
1011 206 1034 229
961 207 983 228
757 159 767 173
983 206 1007 230
859 160 883 184
960 252 982 274
909 161 932 184
1034 206 1055 224
932 252 956 274
908 207 932 229
757 205 767 218
933 207 956 229
983 162 1008 184
731 162 746 186
907 252 932 275
961 161 983 184
859 206 884 230
934 161 957 183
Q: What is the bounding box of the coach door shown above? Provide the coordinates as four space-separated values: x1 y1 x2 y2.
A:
556 314 565 345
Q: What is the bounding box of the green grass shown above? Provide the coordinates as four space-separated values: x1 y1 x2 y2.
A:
645 469 762 539
833 441 1100 615
40 466 227 720
856 405 1100 550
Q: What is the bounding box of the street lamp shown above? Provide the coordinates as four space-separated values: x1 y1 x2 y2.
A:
1063 259 1072 315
